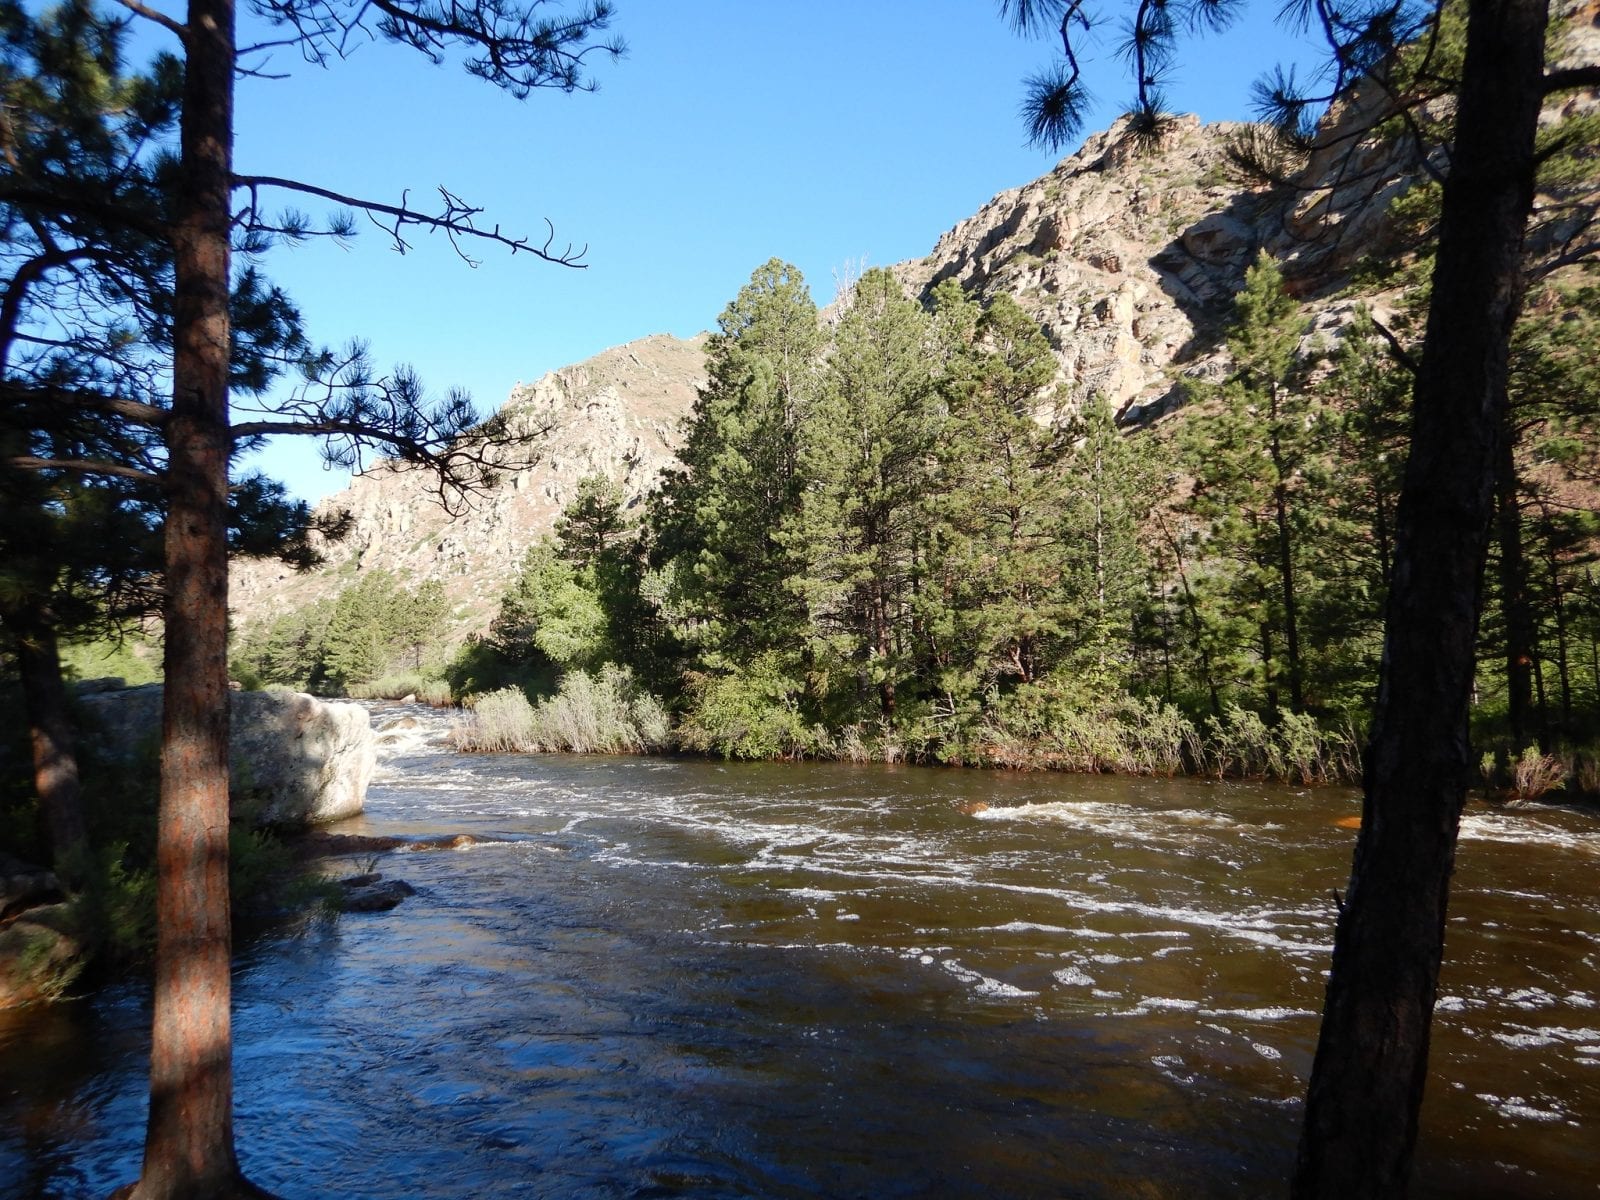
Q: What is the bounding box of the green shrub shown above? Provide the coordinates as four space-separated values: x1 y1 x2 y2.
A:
346 673 454 705
452 666 670 755
678 658 826 760
1511 745 1567 800
452 686 540 752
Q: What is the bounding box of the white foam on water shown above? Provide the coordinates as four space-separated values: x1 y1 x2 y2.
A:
1053 966 1095 987
1151 1054 1197 1084
986 921 1073 934
1476 1094 1568 1123
1459 813 1597 854
1505 987 1560 1008
1202 1006 1316 1021
1436 995 1467 1012
1492 1024 1600 1049
1129 996 1201 1012
835 911 860 922
784 887 839 902
1251 1042 1282 1060
940 958 1039 999
1494 1031 1560 1049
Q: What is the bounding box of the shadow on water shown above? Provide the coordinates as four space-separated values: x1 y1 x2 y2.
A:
3 709 1596 1198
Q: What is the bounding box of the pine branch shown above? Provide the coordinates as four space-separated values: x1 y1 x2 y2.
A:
3 455 162 483
0 383 168 427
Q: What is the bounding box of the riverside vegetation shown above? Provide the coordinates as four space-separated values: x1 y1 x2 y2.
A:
233 255 1600 798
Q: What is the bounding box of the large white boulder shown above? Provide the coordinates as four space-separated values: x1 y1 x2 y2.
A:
80 685 375 827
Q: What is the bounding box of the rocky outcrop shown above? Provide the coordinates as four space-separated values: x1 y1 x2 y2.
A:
80 685 375 827
231 72 1597 639
230 332 708 639
1 854 61 920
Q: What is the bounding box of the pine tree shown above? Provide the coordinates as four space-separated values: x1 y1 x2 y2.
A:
555 474 628 567
656 259 819 668
1057 396 1161 694
921 285 1065 707
789 268 944 720
1314 309 1410 715
1180 254 1319 713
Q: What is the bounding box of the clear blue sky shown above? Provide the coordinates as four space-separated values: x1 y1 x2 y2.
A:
208 1 1323 502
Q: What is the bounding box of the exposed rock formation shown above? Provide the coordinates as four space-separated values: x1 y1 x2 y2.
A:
80 686 375 826
231 121 1298 640
226 100 1496 640
231 332 708 636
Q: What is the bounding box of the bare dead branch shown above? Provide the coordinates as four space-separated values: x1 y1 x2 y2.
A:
231 175 587 265
111 0 189 41
1544 65 1600 94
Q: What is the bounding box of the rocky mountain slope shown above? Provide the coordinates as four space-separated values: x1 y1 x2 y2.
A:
226 104 1447 640
231 332 707 631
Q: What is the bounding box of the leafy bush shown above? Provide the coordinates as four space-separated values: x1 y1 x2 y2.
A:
452 686 540 752
452 666 669 755
1511 745 1567 800
677 658 826 760
346 673 454 705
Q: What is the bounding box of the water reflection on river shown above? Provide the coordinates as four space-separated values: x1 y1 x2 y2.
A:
2 703 1596 1198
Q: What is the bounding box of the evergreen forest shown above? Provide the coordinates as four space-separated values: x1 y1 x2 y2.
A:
235 253 1600 794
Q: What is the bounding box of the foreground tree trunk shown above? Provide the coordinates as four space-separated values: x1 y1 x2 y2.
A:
1292 0 1547 1194
119 0 270 1195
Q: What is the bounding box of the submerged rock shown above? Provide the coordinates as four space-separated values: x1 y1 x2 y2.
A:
0 853 62 920
338 875 417 913
80 685 376 827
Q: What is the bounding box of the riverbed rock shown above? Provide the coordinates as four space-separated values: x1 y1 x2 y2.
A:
338 875 417 913
1 854 62 920
79 685 375 827
293 830 493 861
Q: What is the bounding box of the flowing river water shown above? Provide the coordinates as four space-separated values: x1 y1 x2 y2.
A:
2 702 1597 1198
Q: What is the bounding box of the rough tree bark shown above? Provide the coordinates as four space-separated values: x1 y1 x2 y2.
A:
117 0 271 1194
1292 0 1548 1193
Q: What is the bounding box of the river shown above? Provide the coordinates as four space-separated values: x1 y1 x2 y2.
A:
2 702 1596 1198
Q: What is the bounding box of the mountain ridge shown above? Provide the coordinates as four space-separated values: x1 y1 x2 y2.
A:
228 110 1411 640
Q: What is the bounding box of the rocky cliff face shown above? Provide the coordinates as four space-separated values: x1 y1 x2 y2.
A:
230 92 1510 640
233 118 1313 640
231 332 708 633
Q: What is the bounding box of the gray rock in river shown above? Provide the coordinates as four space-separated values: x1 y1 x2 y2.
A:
338 875 417 912
80 685 375 827
0 853 62 920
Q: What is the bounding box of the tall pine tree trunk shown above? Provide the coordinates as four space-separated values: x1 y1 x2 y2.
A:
1496 431 1536 747
1269 391 1305 712
1549 553 1572 729
1293 0 1546 1192
121 1 269 1195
